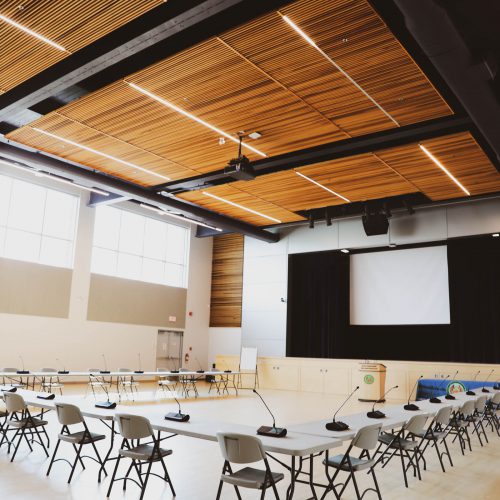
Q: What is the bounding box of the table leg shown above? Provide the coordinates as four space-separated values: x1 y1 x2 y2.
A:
309 453 318 500
286 456 296 499
98 419 115 483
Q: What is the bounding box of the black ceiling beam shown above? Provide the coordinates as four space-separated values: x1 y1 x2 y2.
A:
0 0 294 130
0 140 279 243
157 115 473 193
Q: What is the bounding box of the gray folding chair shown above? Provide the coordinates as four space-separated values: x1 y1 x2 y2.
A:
321 423 383 500
107 413 175 500
216 432 283 499
117 368 140 401
46 403 107 483
87 368 112 399
448 400 475 455
0 401 8 448
156 368 178 397
179 368 198 398
469 395 489 446
484 392 500 435
373 414 428 488
1 368 27 389
2 391 50 461
39 367 64 395
413 405 454 472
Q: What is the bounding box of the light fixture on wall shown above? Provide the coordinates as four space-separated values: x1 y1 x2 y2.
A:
325 208 332 226
493 233 499 238
340 248 350 254
308 212 314 229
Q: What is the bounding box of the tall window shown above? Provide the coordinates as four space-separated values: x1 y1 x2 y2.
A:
91 206 189 288
0 174 79 268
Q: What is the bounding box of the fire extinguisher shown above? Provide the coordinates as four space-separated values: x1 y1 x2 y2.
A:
184 352 190 364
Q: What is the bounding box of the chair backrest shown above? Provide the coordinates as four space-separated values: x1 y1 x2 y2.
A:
41 368 57 373
460 400 475 417
115 414 153 440
434 405 453 426
404 414 429 435
118 368 131 373
55 403 84 426
351 423 382 450
1 368 19 373
3 392 26 413
475 395 487 411
216 432 265 464
492 392 500 405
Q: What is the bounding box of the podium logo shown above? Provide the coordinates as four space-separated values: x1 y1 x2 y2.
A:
364 374 375 385
447 381 466 394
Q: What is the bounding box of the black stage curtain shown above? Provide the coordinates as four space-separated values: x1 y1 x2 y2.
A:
286 236 500 363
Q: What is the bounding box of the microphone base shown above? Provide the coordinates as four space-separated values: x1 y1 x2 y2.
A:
494 385 500 390
224 370 232 373
99 371 110 374
134 371 144 374
404 403 420 411
196 370 205 373
466 391 476 396
445 394 456 400
257 426 287 438
165 412 190 422
16 371 30 374
2 386 17 392
171 370 180 373
367 411 386 419
58 371 69 374
481 388 490 393
37 394 55 400
429 397 442 404
95 401 116 409
325 421 349 431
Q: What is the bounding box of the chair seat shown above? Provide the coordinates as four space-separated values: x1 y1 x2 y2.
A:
59 430 106 444
378 432 419 450
221 467 284 489
449 419 468 429
119 443 172 461
42 383 63 388
324 454 375 472
8 417 47 428
415 429 447 440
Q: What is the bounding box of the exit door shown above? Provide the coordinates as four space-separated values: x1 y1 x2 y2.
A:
156 330 183 370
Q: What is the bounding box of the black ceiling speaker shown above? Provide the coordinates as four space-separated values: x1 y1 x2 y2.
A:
362 213 389 236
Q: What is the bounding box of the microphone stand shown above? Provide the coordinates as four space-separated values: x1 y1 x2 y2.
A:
481 369 494 393
325 386 359 431
17 355 29 375
91 373 116 409
404 376 423 411
445 371 459 400
466 371 480 395
56 358 69 375
253 389 287 437
100 354 110 374
367 386 398 419
195 357 205 374
430 375 450 403
165 397 190 422
135 353 144 374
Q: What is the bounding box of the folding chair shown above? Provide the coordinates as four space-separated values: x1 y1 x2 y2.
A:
117 368 140 401
484 392 500 436
468 395 489 446
373 414 428 488
156 368 178 398
0 402 8 448
448 400 475 455
321 423 382 500
39 367 64 395
87 369 112 399
107 413 175 500
47 403 107 483
178 368 198 398
216 432 284 500
2 392 50 462
1 368 27 389
413 405 454 473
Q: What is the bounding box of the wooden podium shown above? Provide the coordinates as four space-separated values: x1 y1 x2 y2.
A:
358 362 386 402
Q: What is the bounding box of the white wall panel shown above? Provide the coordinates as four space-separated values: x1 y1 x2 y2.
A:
339 218 390 248
288 222 339 254
389 208 447 244
447 198 500 237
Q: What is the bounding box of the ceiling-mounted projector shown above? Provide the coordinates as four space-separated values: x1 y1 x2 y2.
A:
224 155 255 180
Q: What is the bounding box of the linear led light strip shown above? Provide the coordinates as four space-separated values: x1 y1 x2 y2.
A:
280 14 400 127
0 13 69 52
32 128 170 181
126 82 268 158
419 144 470 196
140 203 223 232
295 171 350 203
202 191 282 224
0 158 109 196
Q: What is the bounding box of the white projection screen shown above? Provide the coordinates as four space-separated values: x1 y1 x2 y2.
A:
350 246 450 325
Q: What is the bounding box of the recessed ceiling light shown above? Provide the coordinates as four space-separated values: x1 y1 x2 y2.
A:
340 248 350 254
280 14 399 126
32 128 170 181
419 144 470 196
140 203 222 232
493 233 499 238
202 191 282 224
248 132 262 140
127 82 267 158
0 14 69 52
295 171 351 203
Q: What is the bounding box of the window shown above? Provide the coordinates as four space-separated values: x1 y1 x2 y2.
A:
91 205 189 288
0 174 79 268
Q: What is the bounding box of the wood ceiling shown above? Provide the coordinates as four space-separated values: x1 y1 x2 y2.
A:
3 0 500 230
0 0 164 92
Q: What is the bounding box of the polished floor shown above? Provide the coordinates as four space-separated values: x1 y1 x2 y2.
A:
0 382 498 499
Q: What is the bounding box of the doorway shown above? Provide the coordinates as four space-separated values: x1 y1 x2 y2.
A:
156 330 183 370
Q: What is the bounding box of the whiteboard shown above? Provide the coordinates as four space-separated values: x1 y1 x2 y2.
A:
350 246 450 325
240 347 258 371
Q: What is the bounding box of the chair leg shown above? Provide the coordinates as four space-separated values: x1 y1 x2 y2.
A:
351 470 363 500
106 454 122 497
68 443 84 484
11 427 26 462
216 480 224 500
46 439 61 476
139 460 153 500
371 467 383 500
399 447 409 487
90 440 107 477
260 486 266 500
159 455 176 496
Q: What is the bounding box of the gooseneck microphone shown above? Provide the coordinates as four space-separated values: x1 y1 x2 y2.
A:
135 353 144 374
101 354 110 374
404 376 423 411
56 358 69 375
165 397 190 422
195 357 205 373
17 355 29 374
253 389 287 437
430 375 450 403
367 386 398 419
466 370 480 396
445 371 459 400
481 369 494 393
90 373 116 409
326 386 359 431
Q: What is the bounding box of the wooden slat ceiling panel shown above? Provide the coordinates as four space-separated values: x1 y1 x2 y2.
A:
7 0 453 188
0 0 163 92
377 132 500 200
177 184 305 226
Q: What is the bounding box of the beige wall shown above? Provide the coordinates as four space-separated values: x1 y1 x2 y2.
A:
0 258 72 318
87 274 186 328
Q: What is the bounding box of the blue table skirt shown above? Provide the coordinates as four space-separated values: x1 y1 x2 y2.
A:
416 378 498 400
